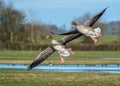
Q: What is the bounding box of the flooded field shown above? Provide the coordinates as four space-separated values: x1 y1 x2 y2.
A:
0 64 120 74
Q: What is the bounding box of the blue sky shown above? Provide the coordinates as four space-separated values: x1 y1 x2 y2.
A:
3 0 120 29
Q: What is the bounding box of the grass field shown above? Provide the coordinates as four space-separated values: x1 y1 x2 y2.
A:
0 50 120 65
0 35 119 86
99 35 119 43
0 69 120 86
0 50 120 86
38 35 119 45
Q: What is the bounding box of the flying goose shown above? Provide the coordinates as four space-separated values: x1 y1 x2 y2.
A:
70 21 102 43
52 39 74 64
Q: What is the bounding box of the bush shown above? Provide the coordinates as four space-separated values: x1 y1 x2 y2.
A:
0 42 48 50
0 42 120 51
67 43 120 51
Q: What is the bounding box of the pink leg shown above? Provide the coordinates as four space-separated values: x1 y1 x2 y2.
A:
58 52 65 64
90 37 98 43
60 57 65 64
70 51 74 55
98 32 102 37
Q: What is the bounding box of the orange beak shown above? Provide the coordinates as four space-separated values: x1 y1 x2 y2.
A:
70 21 77 25
70 21 74 24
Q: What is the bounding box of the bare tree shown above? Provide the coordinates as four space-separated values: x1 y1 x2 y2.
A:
0 1 25 43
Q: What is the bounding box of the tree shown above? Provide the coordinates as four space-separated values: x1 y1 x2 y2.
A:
0 1 25 43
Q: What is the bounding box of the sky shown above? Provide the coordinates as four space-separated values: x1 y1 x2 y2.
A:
3 0 120 29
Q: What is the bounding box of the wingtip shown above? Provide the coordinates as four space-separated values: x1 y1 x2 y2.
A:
27 63 35 70
27 65 32 70
103 7 109 12
50 31 60 35
50 31 55 35
105 7 109 10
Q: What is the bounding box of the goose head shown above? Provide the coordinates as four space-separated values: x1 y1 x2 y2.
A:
70 21 77 25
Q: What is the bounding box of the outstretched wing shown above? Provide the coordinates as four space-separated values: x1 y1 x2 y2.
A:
84 7 108 27
27 46 55 70
51 29 79 35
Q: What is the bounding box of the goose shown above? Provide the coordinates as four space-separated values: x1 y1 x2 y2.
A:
51 22 102 43
70 21 102 43
51 39 74 64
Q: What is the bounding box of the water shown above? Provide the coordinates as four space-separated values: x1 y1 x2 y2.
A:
0 64 120 74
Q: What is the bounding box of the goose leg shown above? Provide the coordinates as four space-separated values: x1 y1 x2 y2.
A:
58 52 65 64
60 56 65 64
98 32 102 37
90 37 98 43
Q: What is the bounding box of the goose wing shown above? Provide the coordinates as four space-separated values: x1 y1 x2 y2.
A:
51 29 79 35
27 46 55 70
84 7 107 27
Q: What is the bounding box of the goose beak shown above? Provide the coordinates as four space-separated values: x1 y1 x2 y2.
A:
70 21 76 25
70 21 74 24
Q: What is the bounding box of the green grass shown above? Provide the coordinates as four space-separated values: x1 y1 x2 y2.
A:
0 69 120 86
0 50 40 60
54 35 119 43
0 50 120 60
0 50 120 65
99 35 119 43
39 35 83 45
38 35 119 45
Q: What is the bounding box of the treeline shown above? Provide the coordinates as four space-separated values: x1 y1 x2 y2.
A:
0 1 66 44
0 42 120 51
0 1 120 51
67 43 120 51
